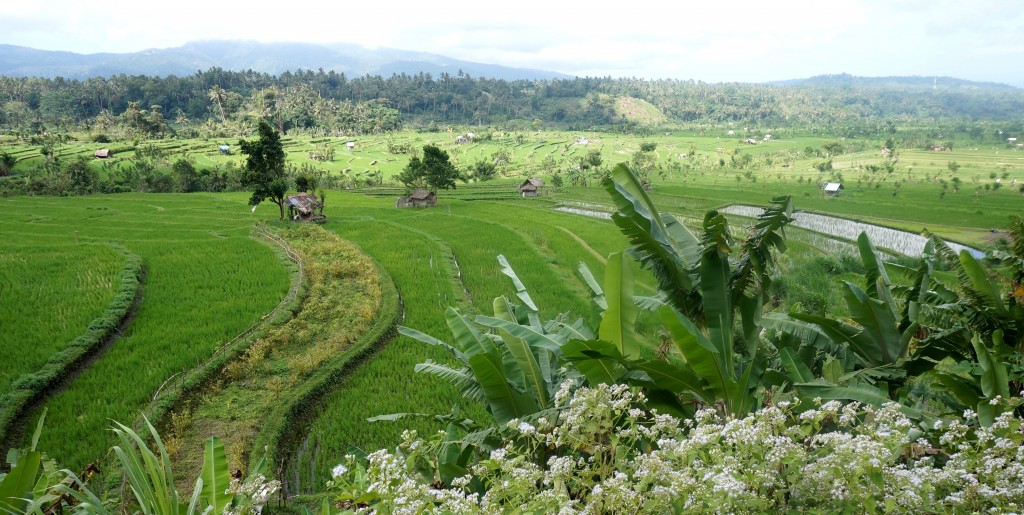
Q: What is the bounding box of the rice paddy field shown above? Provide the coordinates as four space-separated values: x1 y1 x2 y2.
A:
1 129 1021 490
0 194 291 470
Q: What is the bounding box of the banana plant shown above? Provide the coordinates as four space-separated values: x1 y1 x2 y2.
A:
764 233 965 417
397 254 588 426
924 221 1024 421
563 164 794 417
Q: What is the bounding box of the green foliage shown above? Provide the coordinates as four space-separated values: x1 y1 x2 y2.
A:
469 159 498 182
396 255 581 425
399 144 460 192
0 152 15 176
240 120 288 218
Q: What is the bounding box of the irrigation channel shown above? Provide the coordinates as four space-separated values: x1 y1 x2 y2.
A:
553 202 984 259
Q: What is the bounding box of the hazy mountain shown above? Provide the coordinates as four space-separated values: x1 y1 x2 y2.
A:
0 40 574 81
770 73 1019 91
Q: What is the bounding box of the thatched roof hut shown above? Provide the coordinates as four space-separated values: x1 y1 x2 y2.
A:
396 189 437 208
518 178 546 197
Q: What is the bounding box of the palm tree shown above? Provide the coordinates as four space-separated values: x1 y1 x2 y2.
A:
207 86 226 123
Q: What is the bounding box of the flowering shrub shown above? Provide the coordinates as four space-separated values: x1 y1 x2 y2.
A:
328 384 1024 513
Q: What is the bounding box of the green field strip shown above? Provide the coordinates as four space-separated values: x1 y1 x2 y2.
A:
291 217 486 493
0 243 142 445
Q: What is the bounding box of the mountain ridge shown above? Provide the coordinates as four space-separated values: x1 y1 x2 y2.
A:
0 40 574 81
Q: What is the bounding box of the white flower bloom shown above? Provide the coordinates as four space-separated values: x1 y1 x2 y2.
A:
332 464 348 478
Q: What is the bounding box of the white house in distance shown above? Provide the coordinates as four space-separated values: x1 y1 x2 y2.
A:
822 182 844 196
575 136 590 145
346 141 356 149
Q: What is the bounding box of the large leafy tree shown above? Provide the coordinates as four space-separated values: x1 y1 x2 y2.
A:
239 120 288 219
399 144 459 192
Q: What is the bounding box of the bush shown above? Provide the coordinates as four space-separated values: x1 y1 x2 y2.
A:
329 386 1024 513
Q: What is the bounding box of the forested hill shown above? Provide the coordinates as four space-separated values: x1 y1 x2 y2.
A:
2 67 1024 137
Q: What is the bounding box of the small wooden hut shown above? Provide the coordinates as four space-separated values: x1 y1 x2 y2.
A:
518 178 546 197
285 192 325 222
396 189 437 208
94 149 112 159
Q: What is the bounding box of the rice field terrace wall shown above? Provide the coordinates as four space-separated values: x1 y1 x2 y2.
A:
0 194 292 471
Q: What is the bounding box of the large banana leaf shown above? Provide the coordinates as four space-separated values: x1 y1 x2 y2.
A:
858 232 892 299
631 360 709 400
779 347 815 383
445 307 497 356
562 339 626 385
496 326 550 409
604 164 699 316
0 450 41 514
959 251 1008 318
397 324 469 362
498 254 537 312
474 316 565 356
659 306 736 405
841 282 905 365
578 260 607 311
200 437 232 514
598 252 640 359
700 211 734 370
467 352 539 424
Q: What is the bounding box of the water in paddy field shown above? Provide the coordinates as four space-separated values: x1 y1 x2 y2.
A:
718 205 985 259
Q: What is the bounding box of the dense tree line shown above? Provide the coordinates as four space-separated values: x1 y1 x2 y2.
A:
2 69 1024 139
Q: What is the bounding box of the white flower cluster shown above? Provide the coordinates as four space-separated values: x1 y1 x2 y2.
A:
222 474 281 515
333 388 1024 513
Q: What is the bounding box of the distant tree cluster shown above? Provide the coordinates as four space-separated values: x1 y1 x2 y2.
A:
3 70 1024 140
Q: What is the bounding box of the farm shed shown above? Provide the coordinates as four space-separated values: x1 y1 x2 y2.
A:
395 189 437 208
575 136 589 145
518 178 546 197
346 141 356 149
94 149 112 159
218 145 231 154
285 192 324 221
455 135 469 144
822 182 844 196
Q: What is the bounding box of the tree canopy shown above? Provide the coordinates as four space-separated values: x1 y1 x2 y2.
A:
239 120 288 219
398 145 460 192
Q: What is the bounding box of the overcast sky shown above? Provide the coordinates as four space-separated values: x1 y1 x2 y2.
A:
4 0 1023 85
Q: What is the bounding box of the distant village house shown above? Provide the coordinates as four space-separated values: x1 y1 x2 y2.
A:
518 178 546 197
575 136 590 145
822 182 844 197
94 149 112 159
395 189 437 208
346 141 356 149
218 145 231 154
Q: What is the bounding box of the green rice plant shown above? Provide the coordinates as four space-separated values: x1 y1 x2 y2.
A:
0 244 124 394
0 194 292 470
